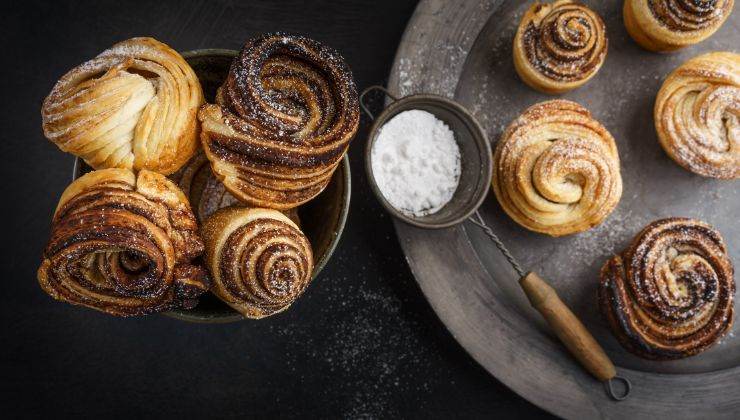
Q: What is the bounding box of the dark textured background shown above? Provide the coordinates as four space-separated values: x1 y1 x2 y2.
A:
1 1 549 418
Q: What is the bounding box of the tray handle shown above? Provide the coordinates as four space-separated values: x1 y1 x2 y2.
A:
520 272 631 400
469 212 630 400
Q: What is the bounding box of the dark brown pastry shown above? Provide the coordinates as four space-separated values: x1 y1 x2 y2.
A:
199 33 359 210
37 168 209 316
513 1 608 94
201 207 313 319
599 217 735 360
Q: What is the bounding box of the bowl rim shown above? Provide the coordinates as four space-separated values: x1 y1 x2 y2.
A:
363 92 492 229
70 47 353 323
181 48 237 59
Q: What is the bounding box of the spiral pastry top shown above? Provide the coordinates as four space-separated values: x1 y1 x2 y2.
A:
599 218 735 360
42 37 204 175
654 52 739 179
37 168 209 316
624 0 734 52
201 207 314 318
199 33 359 210
513 1 608 94
492 100 622 236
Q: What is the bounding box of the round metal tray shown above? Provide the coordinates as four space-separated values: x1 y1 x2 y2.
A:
388 0 740 417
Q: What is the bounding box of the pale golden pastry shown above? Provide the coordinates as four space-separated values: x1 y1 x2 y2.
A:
513 0 608 94
492 100 622 236
42 37 204 175
37 168 209 316
599 217 735 360
201 207 314 319
199 34 359 210
624 0 734 52
654 52 739 179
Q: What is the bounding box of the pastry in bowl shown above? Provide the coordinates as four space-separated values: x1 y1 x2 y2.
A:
170 153 301 225
169 152 242 223
37 168 209 316
41 37 204 175
623 0 735 52
492 100 622 236
198 33 360 210
654 51 739 179
201 207 314 319
599 217 735 360
513 0 608 94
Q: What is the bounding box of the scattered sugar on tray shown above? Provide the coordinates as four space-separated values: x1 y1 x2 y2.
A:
371 110 461 217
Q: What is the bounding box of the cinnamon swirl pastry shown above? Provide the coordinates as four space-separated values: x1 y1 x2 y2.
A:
37 168 209 316
201 207 314 319
170 153 300 224
655 52 739 179
199 33 359 210
599 218 735 360
42 37 204 175
513 1 608 94
624 0 734 52
492 100 622 236
170 153 240 222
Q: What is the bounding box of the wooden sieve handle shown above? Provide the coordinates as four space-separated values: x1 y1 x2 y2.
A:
519 272 616 382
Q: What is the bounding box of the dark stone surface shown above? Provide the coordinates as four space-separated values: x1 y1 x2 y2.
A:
0 1 548 418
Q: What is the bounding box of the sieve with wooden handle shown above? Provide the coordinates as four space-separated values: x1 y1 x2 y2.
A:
360 85 631 400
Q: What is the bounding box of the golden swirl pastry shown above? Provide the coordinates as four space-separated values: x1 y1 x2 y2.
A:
624 0 734 52
492 100 622 236
599 218 735 360
201 207 314 319
42 37 204 175
513 0 608 94
655 52 739 179
199 33 359 210
37 168 209 316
